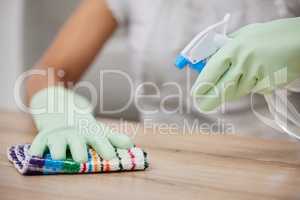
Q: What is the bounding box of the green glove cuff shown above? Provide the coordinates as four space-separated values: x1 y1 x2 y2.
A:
30 86 95 132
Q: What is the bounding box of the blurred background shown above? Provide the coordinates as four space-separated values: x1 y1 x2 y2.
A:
0 0 139 120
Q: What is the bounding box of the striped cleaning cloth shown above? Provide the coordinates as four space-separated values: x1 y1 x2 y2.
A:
7 144 149 175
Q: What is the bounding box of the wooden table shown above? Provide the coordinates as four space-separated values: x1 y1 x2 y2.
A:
1 111 300 200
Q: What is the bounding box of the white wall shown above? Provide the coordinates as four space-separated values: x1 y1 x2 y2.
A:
0 0 24 110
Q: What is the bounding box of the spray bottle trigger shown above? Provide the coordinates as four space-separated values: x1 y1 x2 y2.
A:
190 59 207 73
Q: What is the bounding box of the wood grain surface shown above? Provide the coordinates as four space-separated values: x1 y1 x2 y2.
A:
1 111 300 200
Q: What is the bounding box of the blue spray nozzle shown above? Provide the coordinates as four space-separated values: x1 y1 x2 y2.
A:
175 54 207 73
175 14 232 74
175 55 189 70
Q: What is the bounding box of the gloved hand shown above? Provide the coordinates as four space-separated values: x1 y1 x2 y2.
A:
191 17 300 112
29 86 133 163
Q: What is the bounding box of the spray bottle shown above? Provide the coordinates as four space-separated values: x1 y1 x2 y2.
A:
175 14 300 139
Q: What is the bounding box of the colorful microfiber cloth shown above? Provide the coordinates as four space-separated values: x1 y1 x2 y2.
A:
7 144 149 175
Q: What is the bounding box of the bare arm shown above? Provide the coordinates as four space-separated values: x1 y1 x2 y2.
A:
26 0 117 101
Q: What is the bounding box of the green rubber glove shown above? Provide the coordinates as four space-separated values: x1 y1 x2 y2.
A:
29 86 133 163
192 17 300 112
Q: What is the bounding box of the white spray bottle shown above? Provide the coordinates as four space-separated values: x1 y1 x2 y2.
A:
175 14 300 139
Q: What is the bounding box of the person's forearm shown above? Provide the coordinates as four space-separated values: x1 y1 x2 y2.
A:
26 0 117 102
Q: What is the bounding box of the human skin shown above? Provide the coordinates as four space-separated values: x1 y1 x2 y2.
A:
26 0 117 101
